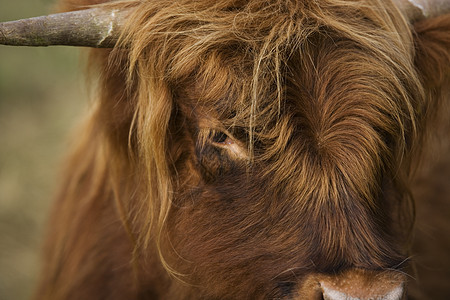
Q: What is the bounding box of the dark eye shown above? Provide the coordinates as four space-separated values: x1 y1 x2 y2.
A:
204 129 247 160
211 131 233 145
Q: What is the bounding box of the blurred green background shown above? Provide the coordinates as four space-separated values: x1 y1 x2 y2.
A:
0 1 88 299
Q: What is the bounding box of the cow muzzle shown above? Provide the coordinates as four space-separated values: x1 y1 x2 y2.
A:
296 269 406 300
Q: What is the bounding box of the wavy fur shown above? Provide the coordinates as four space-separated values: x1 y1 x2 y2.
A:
36 0 450 298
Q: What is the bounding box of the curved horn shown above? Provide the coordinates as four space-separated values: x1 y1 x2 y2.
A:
393 0 450 22
0 8 127 48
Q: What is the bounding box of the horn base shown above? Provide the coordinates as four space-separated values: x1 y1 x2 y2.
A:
0 8 125 48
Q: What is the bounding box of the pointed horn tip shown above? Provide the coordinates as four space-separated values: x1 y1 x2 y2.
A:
0 7 128 48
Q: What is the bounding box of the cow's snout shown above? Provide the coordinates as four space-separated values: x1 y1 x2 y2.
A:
321 283 403 300
296 269 405 300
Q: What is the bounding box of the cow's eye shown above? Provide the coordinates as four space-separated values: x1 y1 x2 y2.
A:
196 128 248 182
211 131 233 145
209 130 248 160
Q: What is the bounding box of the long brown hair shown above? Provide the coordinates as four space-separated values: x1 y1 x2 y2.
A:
37 0 450 298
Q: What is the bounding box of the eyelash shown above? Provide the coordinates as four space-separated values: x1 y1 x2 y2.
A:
212 132 229 144
210 131 236 147
206 129 248 160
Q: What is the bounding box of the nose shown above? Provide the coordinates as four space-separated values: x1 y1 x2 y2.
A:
321 283 403 300
296 269 405 300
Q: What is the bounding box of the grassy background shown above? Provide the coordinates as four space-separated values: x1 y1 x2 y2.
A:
0 1 88 299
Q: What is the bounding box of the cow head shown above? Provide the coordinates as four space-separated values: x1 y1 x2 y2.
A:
2 0 449 299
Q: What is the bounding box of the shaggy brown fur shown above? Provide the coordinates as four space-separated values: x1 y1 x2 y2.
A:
35 0 450 299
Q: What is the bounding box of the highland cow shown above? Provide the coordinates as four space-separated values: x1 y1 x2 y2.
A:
1 0 450 299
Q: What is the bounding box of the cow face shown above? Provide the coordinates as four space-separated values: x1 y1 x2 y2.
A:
3 0 448 298
120 1 423 298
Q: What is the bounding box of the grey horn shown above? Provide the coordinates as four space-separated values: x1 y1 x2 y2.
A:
1 1 449 48
393 0 450 22
0 8 127 48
